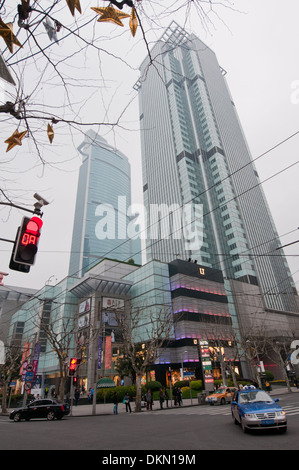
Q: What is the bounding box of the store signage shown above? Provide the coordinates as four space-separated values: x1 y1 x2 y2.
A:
203 372 214 384
183 371 194 377
199 341 214 390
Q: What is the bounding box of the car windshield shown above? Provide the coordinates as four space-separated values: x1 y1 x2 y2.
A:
239 390 273 404
214 389 228 394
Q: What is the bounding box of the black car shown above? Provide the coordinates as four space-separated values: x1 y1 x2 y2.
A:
9 399 70 422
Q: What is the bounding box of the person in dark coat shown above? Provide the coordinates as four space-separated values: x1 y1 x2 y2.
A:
74 388 80 406
164 389 169 408
173 387 178 406
146 389 152 411
124 392 131 413
113 392 118 414
159 388 164 409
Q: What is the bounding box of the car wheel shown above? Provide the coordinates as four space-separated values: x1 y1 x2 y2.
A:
13 412 21 422
232 412 238 425
278 426 287 434
241 417 248 433
220 398 225 405
47 411 56 421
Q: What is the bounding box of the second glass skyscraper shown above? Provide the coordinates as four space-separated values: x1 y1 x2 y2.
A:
69 130 141 278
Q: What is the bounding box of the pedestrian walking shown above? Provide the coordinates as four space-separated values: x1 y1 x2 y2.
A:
87 387 94 403
159 388 164 409
146 389 152 411
113 392 118 414
164 389 169 408
177 387 183 406
124 392 132 413
44 387 49 398
173 387 178 406
74 388 80 406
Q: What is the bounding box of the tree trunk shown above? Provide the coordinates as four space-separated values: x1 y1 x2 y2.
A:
228 363 238 388
280 361 292 393
135 374 142 413
254 369 262 389
219 353 228 386
1 382 8 414
58 362 66 402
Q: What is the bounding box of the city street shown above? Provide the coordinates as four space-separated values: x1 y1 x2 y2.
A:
1 392 299 452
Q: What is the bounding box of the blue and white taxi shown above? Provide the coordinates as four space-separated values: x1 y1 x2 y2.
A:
231 387 287 433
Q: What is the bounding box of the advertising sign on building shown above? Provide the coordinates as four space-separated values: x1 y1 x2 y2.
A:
78 298 91 330
102 298 124 310
78 313 90 329
79 298 91 314
20 342 31 379
101 297 123 343
105 336 112 370
102 311 118 326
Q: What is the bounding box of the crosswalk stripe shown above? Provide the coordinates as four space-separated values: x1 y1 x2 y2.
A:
135 404 299 417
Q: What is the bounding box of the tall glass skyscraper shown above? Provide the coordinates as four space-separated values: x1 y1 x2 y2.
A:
69 130 141 278
136 22 298 313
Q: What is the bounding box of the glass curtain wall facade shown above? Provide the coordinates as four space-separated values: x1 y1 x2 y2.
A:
136 22 298 312
124 260 172 344
69 130 141 279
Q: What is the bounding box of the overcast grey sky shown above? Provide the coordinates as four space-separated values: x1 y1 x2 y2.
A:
1 0 298 292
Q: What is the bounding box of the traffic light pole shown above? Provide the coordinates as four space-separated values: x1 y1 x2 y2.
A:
69 377 74 417
0 237 15 244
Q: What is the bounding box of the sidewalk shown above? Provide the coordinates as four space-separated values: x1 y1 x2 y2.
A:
269 386 299 396
2 386 297 417
70 387 299 417
70 397 195 417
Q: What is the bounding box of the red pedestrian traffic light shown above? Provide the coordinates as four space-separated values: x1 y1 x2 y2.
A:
14 216 43 265
69 358 78 376
9 216 43 272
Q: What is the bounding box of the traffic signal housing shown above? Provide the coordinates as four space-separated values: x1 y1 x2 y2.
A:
69 358 78 377
10 216 43 271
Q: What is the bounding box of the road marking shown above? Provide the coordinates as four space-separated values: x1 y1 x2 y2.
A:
135 404 299 417
135 406 233 416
